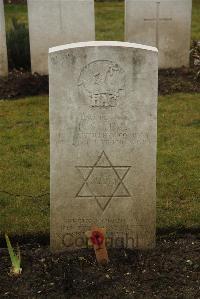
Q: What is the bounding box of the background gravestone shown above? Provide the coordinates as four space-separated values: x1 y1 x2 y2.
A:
49 41 158 252
0 0 8 77
28 0 95 75
125 0 192 68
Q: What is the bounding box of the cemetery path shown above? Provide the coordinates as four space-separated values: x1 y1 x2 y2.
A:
0 67 199 100
0 234 199 298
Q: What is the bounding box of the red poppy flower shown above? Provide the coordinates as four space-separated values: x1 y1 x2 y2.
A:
90 230 104 246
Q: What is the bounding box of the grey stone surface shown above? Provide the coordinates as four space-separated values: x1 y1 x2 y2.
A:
125 0 192 68
28 0 95 74
49 41 158 252
0 0 8 77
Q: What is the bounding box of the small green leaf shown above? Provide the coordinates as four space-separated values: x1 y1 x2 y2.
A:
5 234 22 276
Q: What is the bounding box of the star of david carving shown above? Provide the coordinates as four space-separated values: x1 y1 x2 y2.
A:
76 151 131 211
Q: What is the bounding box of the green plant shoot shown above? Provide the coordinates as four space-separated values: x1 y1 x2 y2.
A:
5 234 22 276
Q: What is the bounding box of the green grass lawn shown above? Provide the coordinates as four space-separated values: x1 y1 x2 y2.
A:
0 97 49 235
192 0 200 40
0 94 199 236
4 0 200 41
157 94 200 229
95 2 124 41
5 4 28 30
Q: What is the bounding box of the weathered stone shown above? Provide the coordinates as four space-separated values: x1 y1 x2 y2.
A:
28 0 95 74
125 0 192 68
49 41 158 252
0 0 8 77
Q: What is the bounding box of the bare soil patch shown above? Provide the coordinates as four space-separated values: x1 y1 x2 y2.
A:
0 70 48 99
0 234 199 298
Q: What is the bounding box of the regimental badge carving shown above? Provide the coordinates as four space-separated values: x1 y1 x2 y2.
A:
78 60 126 108
76 151 131 211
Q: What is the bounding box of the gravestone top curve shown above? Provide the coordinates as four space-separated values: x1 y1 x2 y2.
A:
49 41 158 54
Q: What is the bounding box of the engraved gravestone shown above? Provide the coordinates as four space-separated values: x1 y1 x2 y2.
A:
27 0 95 75
49 41 158 252
125 0 192 68
0 0 8 77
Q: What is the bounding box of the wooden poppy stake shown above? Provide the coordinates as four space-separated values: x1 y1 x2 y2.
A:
86 226 109 265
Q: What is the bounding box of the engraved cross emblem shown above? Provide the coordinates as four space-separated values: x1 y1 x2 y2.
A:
76 151 131 211
144 1 172 48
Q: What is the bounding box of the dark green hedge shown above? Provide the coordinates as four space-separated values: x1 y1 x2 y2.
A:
7 18 30 70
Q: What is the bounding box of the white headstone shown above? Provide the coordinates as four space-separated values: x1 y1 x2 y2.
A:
125 0 192 68
0 0 8 77
49 41 158 252
28 0 95 75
